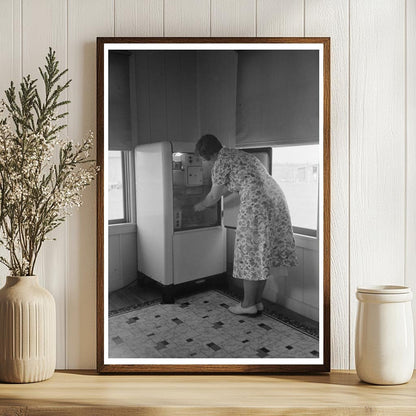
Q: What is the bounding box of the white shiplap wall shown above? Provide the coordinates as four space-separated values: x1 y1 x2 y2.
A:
0 0 414 370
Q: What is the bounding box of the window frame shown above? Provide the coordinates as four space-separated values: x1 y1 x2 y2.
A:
108 150 134 225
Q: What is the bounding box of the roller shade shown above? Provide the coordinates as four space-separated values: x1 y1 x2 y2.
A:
109 52 132 150
236 50 319 147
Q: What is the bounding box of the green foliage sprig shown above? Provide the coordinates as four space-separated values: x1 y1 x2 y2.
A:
0 48 97 276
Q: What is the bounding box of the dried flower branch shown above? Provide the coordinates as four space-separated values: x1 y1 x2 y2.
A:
0 48 97 276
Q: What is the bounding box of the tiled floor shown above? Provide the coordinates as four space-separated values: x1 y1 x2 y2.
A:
109 290 319 359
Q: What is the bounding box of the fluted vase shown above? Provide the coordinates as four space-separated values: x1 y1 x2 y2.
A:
0 276 56 383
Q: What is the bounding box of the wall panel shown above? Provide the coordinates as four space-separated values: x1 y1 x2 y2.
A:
109 235 121 293
257 0 304 36
0 0 21 99
22 0 68 369
165 0 210 37
108 228 137 293
350 0 406 368
303 249 320 310
115 0 163 36
305 0 350 369
0 0 21 287
67 0 114 369
211 0 255 37
406 0 416 364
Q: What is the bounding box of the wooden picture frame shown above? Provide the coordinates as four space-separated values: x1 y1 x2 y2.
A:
97 37 330 374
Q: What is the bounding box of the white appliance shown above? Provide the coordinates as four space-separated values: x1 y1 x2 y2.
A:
135 141 226 301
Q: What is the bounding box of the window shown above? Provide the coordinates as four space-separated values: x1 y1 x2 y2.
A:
271 145 319 237
108 150 127 223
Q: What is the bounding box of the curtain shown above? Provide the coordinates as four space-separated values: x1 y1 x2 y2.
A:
109 51 132 151
236 50 319 147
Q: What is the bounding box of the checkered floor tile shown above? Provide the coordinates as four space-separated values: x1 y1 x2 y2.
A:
109 290 319 359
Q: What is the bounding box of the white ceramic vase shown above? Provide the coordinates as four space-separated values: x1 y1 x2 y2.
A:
355 285 414 385
0 276 56 383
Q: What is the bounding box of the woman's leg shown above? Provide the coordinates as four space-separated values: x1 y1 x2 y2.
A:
255 280 267 304
242 280 262 307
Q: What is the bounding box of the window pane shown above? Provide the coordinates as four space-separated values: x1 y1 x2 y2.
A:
108 151 125 221
271 145 319 232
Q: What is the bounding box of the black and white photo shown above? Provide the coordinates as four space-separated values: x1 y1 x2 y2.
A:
97 38 330 373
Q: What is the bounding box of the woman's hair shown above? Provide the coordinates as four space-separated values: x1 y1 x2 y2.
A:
195 134 223 160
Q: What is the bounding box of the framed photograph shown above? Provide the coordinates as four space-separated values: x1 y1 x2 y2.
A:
97 37 330 373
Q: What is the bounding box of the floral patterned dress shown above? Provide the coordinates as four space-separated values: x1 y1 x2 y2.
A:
212 148 298 281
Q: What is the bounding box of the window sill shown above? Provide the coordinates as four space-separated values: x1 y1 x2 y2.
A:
108 222 136 235
294 233 318 250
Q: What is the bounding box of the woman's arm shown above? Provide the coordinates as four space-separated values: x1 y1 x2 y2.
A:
194 184 228 212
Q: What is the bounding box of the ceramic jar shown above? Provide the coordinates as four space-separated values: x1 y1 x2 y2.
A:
0 276 56 383
355 285 414 385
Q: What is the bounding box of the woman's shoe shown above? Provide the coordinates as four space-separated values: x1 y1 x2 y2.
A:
229 303 258 315
256 302 264 313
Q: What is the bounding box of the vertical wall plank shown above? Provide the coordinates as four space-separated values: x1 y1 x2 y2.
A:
305 0 350 369
287 250 305 303
406 0 416 364
0 0 21 98
350 0 406 369
22 0 67 369
115 0 163 36
211 0 256 37
257 0 304 36
0 0 21 288
303 249 320 312
165 0 210 37
120 232 138 290
108 235 121 293
67 0 113 369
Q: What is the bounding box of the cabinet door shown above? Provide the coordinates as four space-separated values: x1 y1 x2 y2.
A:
173 227 226 284
223 148 272 228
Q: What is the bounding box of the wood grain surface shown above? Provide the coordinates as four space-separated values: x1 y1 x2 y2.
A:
349 0 406 369
0 371 415 415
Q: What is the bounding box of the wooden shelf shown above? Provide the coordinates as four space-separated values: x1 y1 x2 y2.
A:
0 370 415 415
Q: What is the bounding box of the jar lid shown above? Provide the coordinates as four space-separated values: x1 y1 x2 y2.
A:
356 285 411 294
